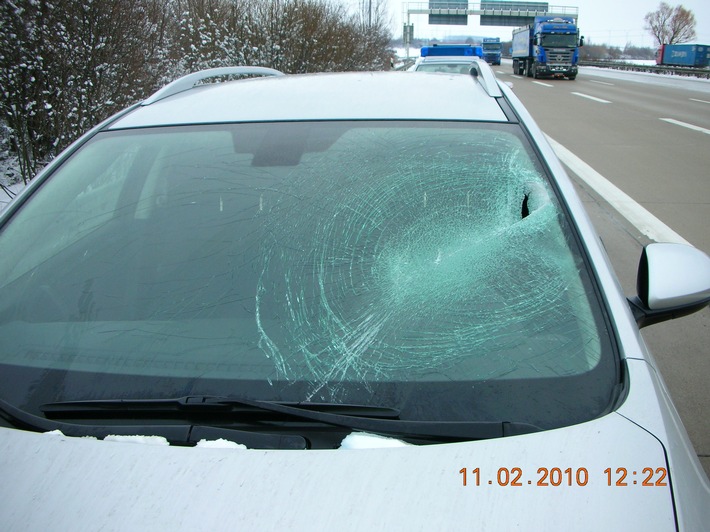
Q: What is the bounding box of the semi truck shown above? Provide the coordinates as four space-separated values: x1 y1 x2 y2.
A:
656 43 710 67
512 16 583 80
481 37 502 65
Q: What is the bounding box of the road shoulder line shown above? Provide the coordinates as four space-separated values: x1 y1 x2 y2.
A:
545 136 690 245
659 118 710 135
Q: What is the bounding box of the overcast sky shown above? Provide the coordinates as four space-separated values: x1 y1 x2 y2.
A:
381 1 710 48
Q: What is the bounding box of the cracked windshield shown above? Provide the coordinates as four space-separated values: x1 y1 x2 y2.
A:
0 121 617 429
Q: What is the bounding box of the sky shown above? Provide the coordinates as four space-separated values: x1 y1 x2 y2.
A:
376 0 710 48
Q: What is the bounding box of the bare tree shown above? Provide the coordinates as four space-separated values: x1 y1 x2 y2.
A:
1 0 394 183
644 2 696 46
356 0 391 29
0 0 173 183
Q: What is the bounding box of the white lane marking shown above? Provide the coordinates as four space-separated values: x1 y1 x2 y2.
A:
689 98 710 105
660 118 710 135
546 136 690 245
533 81 554 87
510 75 523 79
571 92 611 104
589 80 614 86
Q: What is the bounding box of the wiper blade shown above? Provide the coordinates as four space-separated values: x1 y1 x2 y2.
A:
0 398 306 449
41 395 541 442
42 395 401 419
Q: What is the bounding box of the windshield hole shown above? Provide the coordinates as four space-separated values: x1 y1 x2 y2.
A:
522 194 530 218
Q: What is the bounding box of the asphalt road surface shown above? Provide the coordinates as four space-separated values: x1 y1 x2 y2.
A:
494 60 710 478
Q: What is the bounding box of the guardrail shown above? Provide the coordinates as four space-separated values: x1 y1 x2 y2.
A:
579 60 710 79
395 59 417 71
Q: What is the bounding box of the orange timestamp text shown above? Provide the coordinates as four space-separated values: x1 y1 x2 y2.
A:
458 467 668 487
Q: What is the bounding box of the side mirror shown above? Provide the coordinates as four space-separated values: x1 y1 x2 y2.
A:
628 243 710 328
579 36 585 47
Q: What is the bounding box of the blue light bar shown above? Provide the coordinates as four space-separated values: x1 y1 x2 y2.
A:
420 45 476 57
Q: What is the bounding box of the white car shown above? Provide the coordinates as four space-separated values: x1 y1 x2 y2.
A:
1 61 709 530
409 44 483 73
411 56 481 74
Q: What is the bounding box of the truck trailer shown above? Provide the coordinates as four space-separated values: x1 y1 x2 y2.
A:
482 37 502 65
512 16 583 80
656 43 710 67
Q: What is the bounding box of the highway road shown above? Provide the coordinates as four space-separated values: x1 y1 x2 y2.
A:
494 60 710 477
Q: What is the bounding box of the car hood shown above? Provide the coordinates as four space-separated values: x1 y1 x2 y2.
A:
0 413 678 531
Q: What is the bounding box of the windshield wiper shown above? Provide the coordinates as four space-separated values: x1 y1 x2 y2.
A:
42 395 401 419
0 398 307 449
40 395 541 442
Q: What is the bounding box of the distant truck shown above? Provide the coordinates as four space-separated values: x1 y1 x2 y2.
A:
656 43 710 67
512 16 583 80
481 37 502 65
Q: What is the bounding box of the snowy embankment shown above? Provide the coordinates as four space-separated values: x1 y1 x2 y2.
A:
0 149 25 211
0 180 25 212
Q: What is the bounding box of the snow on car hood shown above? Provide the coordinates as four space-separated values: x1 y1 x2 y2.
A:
0 413 675 531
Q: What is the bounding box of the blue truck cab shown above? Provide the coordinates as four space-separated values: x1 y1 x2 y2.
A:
511 16 583 80
481 38 502 65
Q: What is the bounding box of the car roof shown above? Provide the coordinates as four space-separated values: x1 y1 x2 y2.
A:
108 70 508 129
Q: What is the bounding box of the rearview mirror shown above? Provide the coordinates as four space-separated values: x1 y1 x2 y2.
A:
628 243 710 328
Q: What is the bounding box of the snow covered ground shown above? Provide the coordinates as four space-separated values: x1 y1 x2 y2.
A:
0 148 24 211
0 177 24 212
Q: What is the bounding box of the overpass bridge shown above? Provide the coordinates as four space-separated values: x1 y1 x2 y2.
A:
402 2 579 44
404 2 578 26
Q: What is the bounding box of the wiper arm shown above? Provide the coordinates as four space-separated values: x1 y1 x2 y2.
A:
41 395 541 442
0 398 306 449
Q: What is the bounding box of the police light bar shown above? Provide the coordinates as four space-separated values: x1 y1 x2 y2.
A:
420 44 475 57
